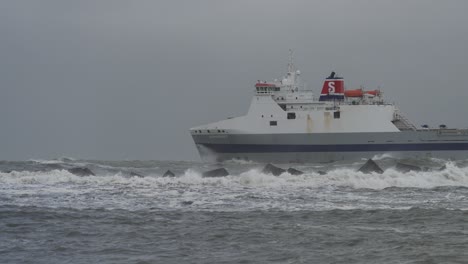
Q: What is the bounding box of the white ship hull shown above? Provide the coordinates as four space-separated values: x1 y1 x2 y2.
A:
192 131 468 163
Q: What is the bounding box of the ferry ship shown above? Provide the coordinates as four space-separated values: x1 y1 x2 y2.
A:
190 53 468 163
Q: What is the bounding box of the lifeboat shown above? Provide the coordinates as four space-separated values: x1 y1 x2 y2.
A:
344 89 380 97
255 82 277 88
364 90 380 96
344 89 363 97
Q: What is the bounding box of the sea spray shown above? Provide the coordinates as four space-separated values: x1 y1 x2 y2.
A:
1 160 467 211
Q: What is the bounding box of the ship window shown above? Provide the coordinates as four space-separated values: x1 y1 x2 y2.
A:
270 121 277 126
218 130 221 133
271 115 273 117
207 130 210 133
334 111 341 119
287 113 296 120
261 115 264 118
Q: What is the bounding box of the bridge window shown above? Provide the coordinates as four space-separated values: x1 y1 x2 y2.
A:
270 121 277 126
287 113 296 120
334 111 341 119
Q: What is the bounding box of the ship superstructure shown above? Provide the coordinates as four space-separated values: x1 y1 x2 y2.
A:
190 53 468 163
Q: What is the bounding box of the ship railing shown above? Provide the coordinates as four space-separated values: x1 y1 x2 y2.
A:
325 106 340 111
255 91 275 95
393 112 417 131
437 129 468 136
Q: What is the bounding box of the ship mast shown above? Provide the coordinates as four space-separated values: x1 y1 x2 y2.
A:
288 49 295 73
286 49 298 91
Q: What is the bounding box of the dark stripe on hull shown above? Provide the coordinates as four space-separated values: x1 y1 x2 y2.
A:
201 143 468 153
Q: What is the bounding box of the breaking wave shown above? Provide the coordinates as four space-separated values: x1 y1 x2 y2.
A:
1 159 468 211
370 153 395 160
1 162 468 190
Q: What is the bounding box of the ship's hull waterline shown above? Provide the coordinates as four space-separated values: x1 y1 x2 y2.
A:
192 132 468 163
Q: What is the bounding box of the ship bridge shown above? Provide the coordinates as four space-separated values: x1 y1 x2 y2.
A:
254 51 318 112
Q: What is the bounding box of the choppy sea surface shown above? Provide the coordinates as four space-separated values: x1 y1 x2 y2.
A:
1 157 467 264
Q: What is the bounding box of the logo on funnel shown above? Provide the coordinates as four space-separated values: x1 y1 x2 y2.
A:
319 72 345 101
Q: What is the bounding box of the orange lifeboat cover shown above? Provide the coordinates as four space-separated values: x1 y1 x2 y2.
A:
364 90 380 96
344 89 363 97
255 83 277 87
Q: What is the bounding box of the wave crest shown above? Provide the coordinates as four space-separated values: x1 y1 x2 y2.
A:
1 162 467 190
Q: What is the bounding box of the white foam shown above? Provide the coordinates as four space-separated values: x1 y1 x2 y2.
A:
215 163 468 190
29 159 64 164
2 163 468 190
370 153 394 160
1 163 468 211
224 158 257 165
1 170 80 184
322 162 468 189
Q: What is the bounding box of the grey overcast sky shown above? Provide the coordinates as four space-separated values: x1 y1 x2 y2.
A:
2 0 468 161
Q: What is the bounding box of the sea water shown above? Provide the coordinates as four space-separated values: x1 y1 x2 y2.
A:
0 158 467 263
